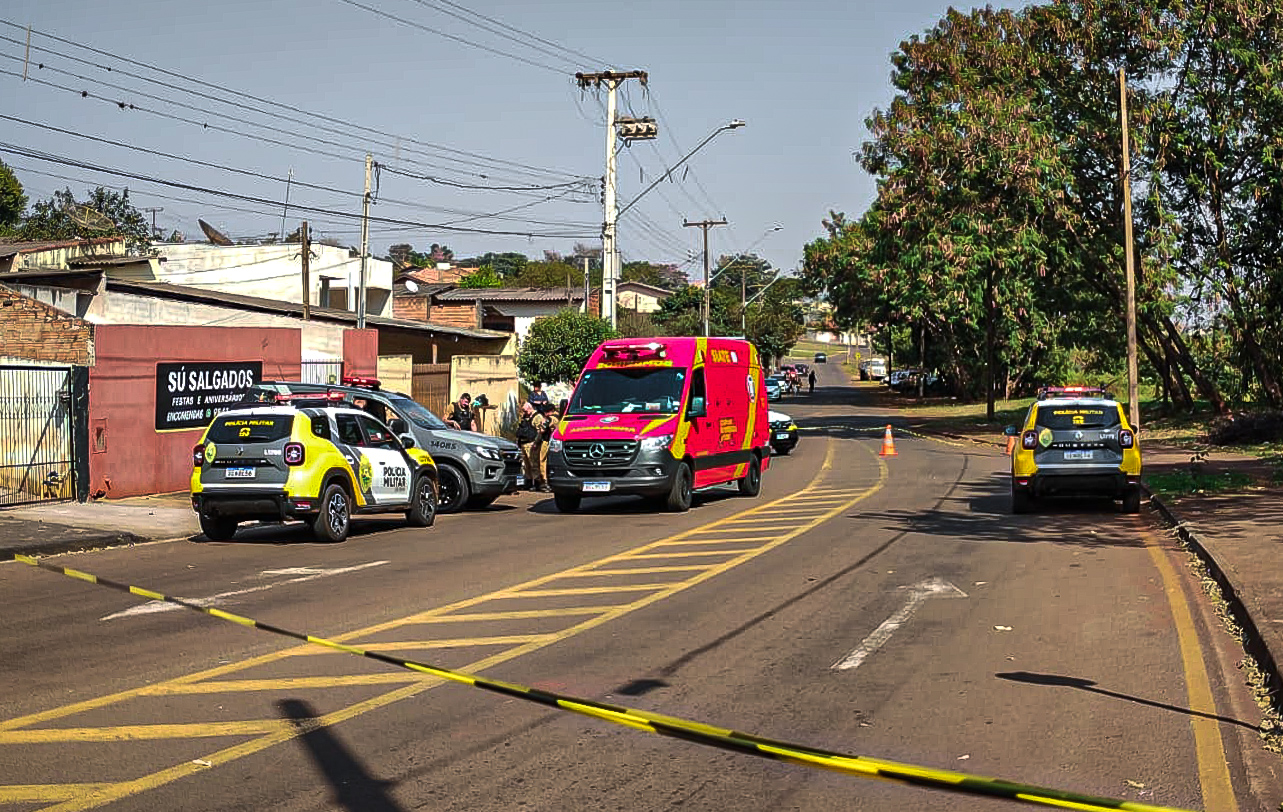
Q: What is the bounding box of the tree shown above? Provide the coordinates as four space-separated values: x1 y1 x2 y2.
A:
709 253 773 296
460 252 528 278
0 161 27 230
388 244 414 265
19 186 151 253
623 260 683 289
457 266 504 288
517 309 619 386
515 260 579 288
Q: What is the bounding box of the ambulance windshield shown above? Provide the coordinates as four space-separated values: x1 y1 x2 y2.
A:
569 368 687 415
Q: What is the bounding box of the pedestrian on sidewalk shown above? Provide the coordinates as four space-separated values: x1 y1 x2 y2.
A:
808 369 816 394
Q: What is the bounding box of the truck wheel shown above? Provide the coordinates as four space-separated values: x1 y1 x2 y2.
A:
406 475 437 527
313 483 351 542
737 456 762 496
199 515 238 541
437 464 470 514
1121 485 1142 514
665 463 694 512
1011 483 1032 515
554 492 581 513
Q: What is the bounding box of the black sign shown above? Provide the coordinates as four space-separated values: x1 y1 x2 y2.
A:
155 361 263 431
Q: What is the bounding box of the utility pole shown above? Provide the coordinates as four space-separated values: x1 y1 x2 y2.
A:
143 207 163 239
582 256 590 315
684 218 728 336
358 153 372 330
575 70 650 328
1119 68 1140 430
280 168 294 244
300 220 311 321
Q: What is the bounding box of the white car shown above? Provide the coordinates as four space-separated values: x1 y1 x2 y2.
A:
764 376 786 401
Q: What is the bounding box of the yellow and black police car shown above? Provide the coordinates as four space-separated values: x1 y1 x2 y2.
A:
1007 386 1142 514
191 396 438 542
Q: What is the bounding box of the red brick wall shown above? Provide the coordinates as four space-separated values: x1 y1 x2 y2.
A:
88 325 302 498
428 302 478 329
393 295 428 322
0 286 94 365
342 329 378 378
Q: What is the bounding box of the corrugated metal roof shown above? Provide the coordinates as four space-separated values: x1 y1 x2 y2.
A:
101 279 509 339
435 286 585 303
0 237 124 259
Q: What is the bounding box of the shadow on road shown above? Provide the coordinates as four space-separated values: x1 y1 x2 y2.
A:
278 698 405 812
996 671 1261 732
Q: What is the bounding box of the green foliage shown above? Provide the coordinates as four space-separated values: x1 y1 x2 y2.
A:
457 266 504 288
515 260 580 288
516 309 619 386
19 186 152 253
0 161 26 229
622 260 685 289
709 253 773 294
460 252 528 278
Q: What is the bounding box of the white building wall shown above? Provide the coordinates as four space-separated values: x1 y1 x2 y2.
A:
152 243 393 317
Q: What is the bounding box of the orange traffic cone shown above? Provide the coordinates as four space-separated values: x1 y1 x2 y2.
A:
879 424 898 457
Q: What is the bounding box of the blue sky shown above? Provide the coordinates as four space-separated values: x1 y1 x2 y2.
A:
2 1 967 278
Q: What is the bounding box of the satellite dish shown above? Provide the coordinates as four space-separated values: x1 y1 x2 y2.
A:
404 279 419 293
63 203 116 233
198 218 234 246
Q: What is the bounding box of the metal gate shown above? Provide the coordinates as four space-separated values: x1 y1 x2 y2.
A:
411 363 450 418
300 359 345 385
0 365 77 507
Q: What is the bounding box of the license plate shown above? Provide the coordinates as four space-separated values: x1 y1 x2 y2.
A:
225 466 256 479
582 481 612 493
1064 450 1094 460
515 476 525 486
775 432 791 439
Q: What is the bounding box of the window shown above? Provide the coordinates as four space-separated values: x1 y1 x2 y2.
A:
336 414 365 446
207 414 293 443
357 414 400 450
1035 406 1121 430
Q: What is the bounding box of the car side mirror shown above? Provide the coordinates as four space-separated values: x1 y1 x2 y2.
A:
1003 425 1018 436
390 418 408 434
399 433 416 449
686 396 706 419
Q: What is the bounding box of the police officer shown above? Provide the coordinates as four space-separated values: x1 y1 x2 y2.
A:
515 401 547 490
446 393 474 432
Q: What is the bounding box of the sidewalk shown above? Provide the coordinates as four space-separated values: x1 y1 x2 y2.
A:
0 492 199 557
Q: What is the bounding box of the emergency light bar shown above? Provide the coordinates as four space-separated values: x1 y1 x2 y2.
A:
1037 385 1111 400
275 392 347 406
342 375 381 389
602 341 667 360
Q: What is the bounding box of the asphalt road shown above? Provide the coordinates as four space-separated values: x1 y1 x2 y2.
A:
2 359 1280 812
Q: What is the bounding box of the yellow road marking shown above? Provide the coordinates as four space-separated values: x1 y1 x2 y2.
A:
0 785 115 804
2 437 887 811
499 583 678 597
1143 529 1239 812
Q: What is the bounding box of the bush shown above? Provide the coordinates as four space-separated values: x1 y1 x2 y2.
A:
1206 411 1283 446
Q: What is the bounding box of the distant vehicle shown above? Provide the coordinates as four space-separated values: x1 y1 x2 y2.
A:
768 410 798 455
1006 386 1142 514
814 352 828 363
864 360 887 381
765 376 786 401
886 368 916 390
546 337 771 513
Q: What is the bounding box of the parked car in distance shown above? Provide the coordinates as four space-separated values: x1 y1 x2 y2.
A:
768 410 798 455
864 359 887 381
814 352 828 363
765 376 786 401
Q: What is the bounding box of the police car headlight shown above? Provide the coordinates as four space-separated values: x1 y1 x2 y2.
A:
472 445 502 461
640 434 674 451
548 438 563 453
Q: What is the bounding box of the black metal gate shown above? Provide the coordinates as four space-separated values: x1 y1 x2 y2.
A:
0 365 80 507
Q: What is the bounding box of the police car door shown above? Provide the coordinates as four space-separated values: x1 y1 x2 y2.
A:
355 414 413 505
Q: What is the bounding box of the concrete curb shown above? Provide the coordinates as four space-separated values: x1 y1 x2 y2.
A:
1144 487 1283 705
1 530 151 560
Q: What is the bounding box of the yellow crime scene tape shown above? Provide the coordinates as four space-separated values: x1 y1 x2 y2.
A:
9 553 1199 812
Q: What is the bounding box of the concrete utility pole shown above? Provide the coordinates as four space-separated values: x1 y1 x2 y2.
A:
143 207 163 239
300 220 310 321
358 153 372 330
575 70 649 328
582 256 590 314
1119 69 1140 430
684 218 728 337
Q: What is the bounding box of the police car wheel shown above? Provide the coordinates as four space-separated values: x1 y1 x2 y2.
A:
199 515 238 541
665 463 693 513
1121 485 1142 514
1011 483 1033 515
313 483 351 542
407 475 437 527
737 455 762 497
437 464 470 514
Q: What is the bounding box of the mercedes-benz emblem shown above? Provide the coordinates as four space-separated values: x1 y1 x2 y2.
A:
588 443 606 459
1073 431 1083 441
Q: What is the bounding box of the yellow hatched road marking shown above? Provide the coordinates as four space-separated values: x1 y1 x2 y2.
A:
565 565 709 576
157 674 425 693
0 786 115 804
497 583 677 598
624 550 743 559
1 438 886 811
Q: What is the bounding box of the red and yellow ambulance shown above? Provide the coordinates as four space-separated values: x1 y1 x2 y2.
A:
545 337 771 513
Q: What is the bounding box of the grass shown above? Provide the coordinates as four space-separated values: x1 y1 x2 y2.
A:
1145 469 1255 497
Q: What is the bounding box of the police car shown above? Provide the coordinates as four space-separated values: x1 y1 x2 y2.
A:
190 397 438 543
1006 386 1142 514
768 410 798 455
246 378 523 514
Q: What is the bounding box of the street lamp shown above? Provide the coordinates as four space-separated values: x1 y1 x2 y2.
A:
616 120 745 219
743 271 786 336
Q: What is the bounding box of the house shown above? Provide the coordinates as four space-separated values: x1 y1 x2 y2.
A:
616 280 672 314
0 238 129 273
150 242 395 318
395 285 598 342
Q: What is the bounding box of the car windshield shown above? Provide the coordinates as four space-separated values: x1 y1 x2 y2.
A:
207 414 293 443
569 368 686 415
1035 404 1121 430
387 395 449 430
